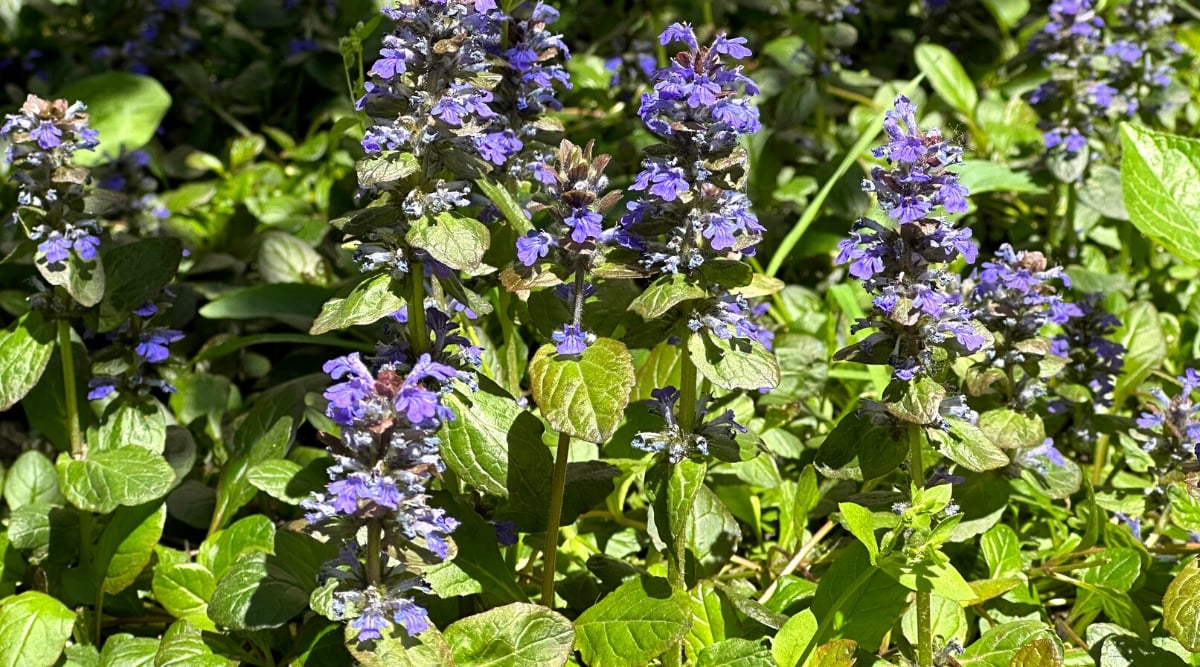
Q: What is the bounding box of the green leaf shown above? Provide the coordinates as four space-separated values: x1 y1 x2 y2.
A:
97 237 182 331
684 581 741 661
212 376 313 529
0 591 76 667
931 418 1010 472
1112 302 1165 405
256 231 331 286
440 383 521 498
56 72 171 166
356 151 419 187
199 283 331 331
152 562 217 630
246 458 327 506
0 311 56 411
574 576 692 667
815 411 905 481
880 551 978 602
977 409 1045 450
955 160 1041 195
979 0 1029 29
95 396 166 454
208 551 310 631
407 212 490 272
154 620 228 667
475 179 533 235
346 625 456 667
443 603 574 666
199 515 276 580
696 639 773 667
309 273 405 335
959 620 1061 667
688 330 780 391
901 593 967 651
838 503 879 564
529 338 635 444
980 524 1022 579
38 251 105 308
1119 124 1200 268
647 459 705 556
914 44 978 117
811 543 908 650
96 634 158 666
1164 559 1200 651
4 450 64 510
885 377 945 425
56 447 174 514
95 502 165 594
629 274 707 320
432 494 527 605
772 609 817 667
686 485 742 579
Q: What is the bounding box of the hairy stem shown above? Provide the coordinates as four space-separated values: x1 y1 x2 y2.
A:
57 315 84 458
541 431 572 607
909 427 933 667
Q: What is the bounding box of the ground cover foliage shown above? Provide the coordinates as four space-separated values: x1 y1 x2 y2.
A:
2 0 1200 665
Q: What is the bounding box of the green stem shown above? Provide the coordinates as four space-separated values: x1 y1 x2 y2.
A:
366 519 382 586
540 431 571 607
1063 181 1078 260
57 315 84 457
662 335 699 667
1091 433 1110 487
909 427 932 667
409 261 428 355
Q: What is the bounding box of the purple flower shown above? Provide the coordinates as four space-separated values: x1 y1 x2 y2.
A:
552 324 588 355
476 130 524 166
87 378 118 401
631 163 689 201
30 120 61 149
659 22 699 50
564 207 603 243
351 608 389 642
135 328 183 364
393 599 430 636
516 230 554 266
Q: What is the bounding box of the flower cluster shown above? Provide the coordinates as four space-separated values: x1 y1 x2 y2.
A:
1051 293 1125 408
484 1 571 175
86 298 184 400
359 0 503 165
616 23 762 271
1 95 102 271
1028 0 1180 157
514 139 622 353
632 387 747 463
614 23 769 346
304 308 479 641
1137 369 1200 468
968 244 1080 407
94 149 171 234
92 0 195 75
835 95 984 383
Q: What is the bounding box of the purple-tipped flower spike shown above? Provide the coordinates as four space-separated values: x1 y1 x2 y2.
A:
2 95 103 272
1051 293 1125 409
84 288 184 401
968 244 1081 407
1028 0 1179 159
632 387 748 463
836 95 984 383
616 23 763 275
1136 369 1200 468
305 333 476 641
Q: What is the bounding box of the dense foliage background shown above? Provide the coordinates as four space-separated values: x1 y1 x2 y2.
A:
2 0 1200 665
